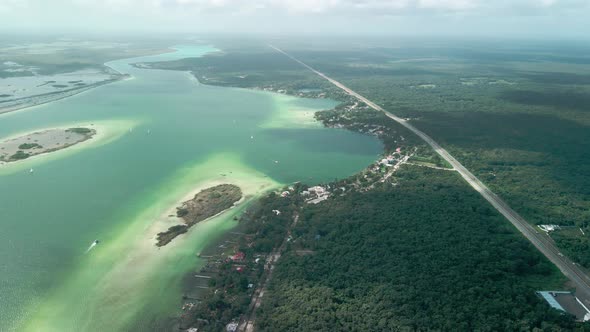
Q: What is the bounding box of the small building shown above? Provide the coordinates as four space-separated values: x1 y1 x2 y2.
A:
538 225 561 233
230 252 245 262
537 291 590 321
226 322 239 332
308 186 326 194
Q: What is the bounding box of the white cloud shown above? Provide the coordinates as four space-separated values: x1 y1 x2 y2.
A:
0 0 588 35
2 0 589 15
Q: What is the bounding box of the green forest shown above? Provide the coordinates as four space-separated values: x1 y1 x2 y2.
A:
256 167 576 331
150 40 590 330
183 165 582 331
283 41 590 268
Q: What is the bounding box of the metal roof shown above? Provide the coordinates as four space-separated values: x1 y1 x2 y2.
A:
537 291 567 312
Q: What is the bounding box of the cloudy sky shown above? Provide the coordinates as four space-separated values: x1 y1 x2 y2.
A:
1 0 589 38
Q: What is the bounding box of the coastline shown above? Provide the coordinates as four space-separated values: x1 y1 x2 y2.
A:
20 153 281 332
0 127 96 164
0 72 130 117
7 44 381 332
260 92 331 129
156 184 243 246
0 119 138 175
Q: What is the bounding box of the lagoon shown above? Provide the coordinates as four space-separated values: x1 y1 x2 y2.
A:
0 44 381 331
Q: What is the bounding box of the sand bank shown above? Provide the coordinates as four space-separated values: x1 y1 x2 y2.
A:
0 119 139 176
0 127 95 163
0 74 130 116
21 153 280 332
260 93 336 129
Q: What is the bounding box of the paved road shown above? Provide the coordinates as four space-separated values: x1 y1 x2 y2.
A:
270 45 590 306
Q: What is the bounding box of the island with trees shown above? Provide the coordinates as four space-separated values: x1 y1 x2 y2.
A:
0 127 96 163
156 184 242 246
145 44 589 330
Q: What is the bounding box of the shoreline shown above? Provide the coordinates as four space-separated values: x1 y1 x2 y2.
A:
0 46 204 117
156 184 243 247
0 127 96 164
0 120 138 175
20 153 281 332
0 71 130 116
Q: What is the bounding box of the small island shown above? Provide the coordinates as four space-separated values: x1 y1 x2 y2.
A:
156 184 242 247
0 127 96 163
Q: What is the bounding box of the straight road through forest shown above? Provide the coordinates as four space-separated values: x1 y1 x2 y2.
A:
270 45 590 307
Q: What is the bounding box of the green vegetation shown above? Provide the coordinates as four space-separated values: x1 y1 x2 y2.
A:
0 39 173 77
258 167 573 331
149 41 589 329
178 190 300 330
182 165 577 331
280 40 590 268
9 150 30 160
552 229 590 268
18 143 42 150
156 225 189 246
143 48 341 101
66 127 92 135
156 184 242 246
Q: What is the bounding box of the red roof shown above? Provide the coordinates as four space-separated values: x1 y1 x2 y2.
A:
231 252 245 261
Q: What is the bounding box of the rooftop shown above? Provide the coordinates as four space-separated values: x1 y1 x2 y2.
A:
537 291 590 321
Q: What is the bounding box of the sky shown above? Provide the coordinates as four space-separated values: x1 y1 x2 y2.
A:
1 0 589 38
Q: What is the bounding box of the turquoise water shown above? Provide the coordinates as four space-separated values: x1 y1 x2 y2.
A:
0 45 381 331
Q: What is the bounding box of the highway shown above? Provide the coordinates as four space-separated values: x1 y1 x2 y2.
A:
270 45 590 306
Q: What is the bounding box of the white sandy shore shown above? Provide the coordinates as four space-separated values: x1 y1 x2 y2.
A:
0 127 94 161
21 154 280 331
258 93 327 129
0 75 130 117
0 119 139 175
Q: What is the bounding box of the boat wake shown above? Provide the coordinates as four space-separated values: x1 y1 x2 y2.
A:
85 240 100 253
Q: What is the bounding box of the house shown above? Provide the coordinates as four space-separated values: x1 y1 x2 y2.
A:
226 322 239 332
309 186 326 194
538 225 561 233
230 252 245 261
537 291 590 321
